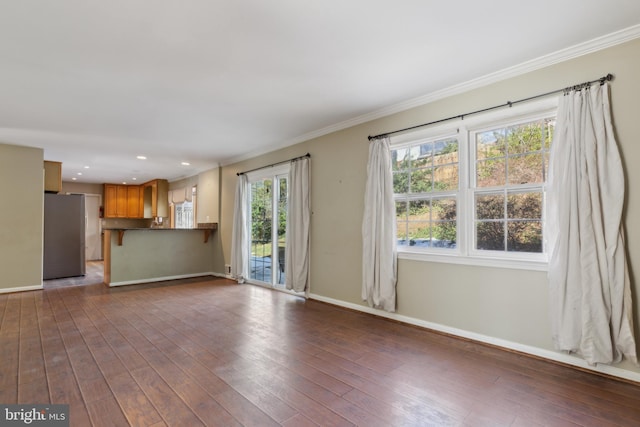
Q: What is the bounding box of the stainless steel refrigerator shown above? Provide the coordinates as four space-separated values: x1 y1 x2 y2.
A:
43 193 86 280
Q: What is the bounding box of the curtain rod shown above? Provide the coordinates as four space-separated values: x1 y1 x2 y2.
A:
237 153 310 176
367 73 613 141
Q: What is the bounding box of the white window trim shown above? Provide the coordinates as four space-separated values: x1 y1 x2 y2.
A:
391 97 558 271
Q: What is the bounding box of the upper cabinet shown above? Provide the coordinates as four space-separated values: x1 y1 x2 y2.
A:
44 161 62 193
127 185 143 218
143 179 169 218
104 179 168 219
104 184 143 218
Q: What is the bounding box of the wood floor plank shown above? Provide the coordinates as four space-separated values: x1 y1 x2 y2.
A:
0 296 19 403
16 294 49 403
86 395 129 427
107 372 164 427
1 275 638 427
213 388 281 427
249 369 354 427
130 366 205 426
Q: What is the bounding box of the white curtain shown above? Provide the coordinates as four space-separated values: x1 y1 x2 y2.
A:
547 82 637 365
362 137 397 312
285 157 311 294
185 185 195 202
170 187 187 204
230 174 249 283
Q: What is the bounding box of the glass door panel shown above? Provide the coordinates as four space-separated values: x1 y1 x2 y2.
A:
250 178 273 283
275 175 287 287
248 172 288 287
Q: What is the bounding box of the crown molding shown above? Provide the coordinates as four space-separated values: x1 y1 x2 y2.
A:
222 23 640 166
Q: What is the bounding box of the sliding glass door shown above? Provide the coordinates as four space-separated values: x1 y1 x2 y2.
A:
248 167 288 287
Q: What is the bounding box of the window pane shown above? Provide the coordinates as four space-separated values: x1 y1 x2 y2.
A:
476 158 506 187
410 168 433 193
508 122 543 154
396 200 408 245
507 192 542 219
507 221 542 252
392 148 410 171
432 221 456 247
393 172 409 194
391 134 467 253
397 221 409 246
408 199 430 220
477 129 506 160
438 138 458 157
412 143 433 169
396 200 408 218
508 153 544 184
476 221 505 251
432 198 456 221
407 221 431 244
476 194 504 220
434 165 458 191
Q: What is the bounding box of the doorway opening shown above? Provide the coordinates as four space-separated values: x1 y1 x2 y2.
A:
43 192 105 288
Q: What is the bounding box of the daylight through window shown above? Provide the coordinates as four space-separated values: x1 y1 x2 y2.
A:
390 100 557 268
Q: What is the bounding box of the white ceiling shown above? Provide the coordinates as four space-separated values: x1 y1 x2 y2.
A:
2 1 640 184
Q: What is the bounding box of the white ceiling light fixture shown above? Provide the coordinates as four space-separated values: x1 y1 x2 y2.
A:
181 162 190 166
136 156 147 160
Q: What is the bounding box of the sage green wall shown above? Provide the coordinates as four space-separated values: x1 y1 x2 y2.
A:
0 143 44 291
197 168 220 224
108 229 216 284
218 38 640 376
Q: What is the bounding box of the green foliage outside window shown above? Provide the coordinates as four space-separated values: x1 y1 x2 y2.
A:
394 117 553 253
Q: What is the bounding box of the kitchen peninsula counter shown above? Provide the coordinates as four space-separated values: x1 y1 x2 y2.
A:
103 225 218 286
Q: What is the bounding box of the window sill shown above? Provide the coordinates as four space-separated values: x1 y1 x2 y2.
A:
397 248 548 272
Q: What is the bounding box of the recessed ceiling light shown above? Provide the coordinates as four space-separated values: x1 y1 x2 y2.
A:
181 162 190 166
137 155 147 160
72 177 77 181
122 181 127 185
77 172 82 176
132 177 137 181
84 166 90 169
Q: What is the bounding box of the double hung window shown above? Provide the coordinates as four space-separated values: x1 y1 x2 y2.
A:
391 99 557 269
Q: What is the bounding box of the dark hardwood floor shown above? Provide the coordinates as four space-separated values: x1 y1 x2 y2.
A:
2 277 640 426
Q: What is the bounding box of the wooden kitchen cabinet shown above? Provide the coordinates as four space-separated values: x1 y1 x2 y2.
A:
143 179 169 218
104 184 119 218
126 185 143 218
44 161 62 193
104 184 143 218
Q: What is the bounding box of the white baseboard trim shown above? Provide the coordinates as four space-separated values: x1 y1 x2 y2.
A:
308 293 640 384
109 272 218 287
0 284 44 294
